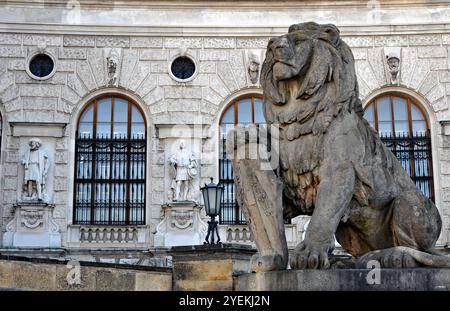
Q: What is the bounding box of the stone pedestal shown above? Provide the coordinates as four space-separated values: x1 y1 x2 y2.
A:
171 244 256 291
154 201 207 247
236 269 450 291
2 202 61 248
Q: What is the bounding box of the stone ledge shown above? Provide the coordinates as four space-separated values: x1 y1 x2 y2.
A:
170 243 256 261
237 269 450 291
10 122 66 137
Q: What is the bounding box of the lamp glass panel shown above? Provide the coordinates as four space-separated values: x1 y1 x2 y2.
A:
207 187 218 215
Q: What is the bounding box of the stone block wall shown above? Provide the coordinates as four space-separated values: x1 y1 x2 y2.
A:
0 256 172 291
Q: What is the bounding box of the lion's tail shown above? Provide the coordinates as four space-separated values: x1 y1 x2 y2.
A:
396 246 450 268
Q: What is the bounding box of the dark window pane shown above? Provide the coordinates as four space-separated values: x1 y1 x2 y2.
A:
113 123 127 138
364 94 434 203
171 56 196 80
97 98 112 122
395 120 408 135
113 98 128 138
377 97 392 122
219 95 263 225
79 123 93 138
393 97 408 121
79 106 94 137
114 98 128 123
221 105 235 124
254 98 265 124
29 54 54 78
411 104 425 121
131 106 145 138
132 106 144 123
237 99 252 124
412 121 426 134
97 122 110 138
74 97 146 226
379 121 393 135
364 103 375 127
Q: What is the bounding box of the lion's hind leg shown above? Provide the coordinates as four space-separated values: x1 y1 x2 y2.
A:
390 190 441 252
356 190 444 269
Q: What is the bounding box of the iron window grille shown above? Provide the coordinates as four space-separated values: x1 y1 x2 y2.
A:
74 96 146 225
364 93 434 202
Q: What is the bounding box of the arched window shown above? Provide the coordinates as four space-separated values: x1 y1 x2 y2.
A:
219 95 265 225
364 93 434 201
74 95 146 225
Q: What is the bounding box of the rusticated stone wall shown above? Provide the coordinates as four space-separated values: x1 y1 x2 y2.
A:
0 3 449 250
0 255 172 291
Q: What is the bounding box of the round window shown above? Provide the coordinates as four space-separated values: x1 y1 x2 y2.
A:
28 53 55 79
170 56 196 81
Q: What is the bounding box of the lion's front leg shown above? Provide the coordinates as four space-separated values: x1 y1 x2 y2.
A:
290 163 356 269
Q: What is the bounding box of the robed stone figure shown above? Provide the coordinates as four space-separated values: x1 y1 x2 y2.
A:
21 138 49 201
169 141 198 201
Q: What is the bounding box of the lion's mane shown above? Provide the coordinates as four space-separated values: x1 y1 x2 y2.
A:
260 22 372 217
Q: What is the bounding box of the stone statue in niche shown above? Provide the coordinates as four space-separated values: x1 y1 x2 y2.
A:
386 52 400 85
106 48 120 86
169 141 198 201
247 51 260 84
229 21 450 272
21 138 50 202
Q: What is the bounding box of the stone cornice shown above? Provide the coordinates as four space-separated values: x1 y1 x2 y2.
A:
0 22 449 37
1 1 450 32
2 0 450 9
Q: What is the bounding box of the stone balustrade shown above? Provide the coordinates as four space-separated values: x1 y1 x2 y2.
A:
67 225 150 248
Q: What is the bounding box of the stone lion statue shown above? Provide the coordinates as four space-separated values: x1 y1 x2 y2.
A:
229 22 450 272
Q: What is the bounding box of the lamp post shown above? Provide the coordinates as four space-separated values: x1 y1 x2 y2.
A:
201 177 224 245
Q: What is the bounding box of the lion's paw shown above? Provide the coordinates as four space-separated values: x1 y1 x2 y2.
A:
290 241 332 270
355 247 419 268
251 253 287 272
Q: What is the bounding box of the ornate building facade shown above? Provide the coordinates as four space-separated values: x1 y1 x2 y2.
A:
0 0 450 264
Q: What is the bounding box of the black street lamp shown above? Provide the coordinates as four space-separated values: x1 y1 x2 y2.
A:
201 177 224 245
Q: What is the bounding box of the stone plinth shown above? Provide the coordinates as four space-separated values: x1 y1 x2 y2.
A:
154 201 207 247
236 269 450 291
171 244 256 291
2 202 61 248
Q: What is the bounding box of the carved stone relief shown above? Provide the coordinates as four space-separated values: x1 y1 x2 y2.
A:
105 48 121 86
154 202 207 247
3 203 61 248
20 138 50 203
168 140 199 202
384 47 401 85
247 50 261 84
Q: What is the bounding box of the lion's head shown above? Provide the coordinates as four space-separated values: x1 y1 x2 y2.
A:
261 22 362 132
